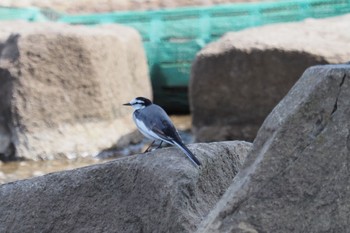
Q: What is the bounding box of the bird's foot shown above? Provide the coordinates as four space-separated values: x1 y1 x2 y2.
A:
144 140 155 153
156 141 163 149
143 141 164 153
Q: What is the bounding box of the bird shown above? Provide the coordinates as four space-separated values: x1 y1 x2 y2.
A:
123 97 201 166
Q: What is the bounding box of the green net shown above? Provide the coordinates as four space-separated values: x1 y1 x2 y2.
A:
58 0 350 111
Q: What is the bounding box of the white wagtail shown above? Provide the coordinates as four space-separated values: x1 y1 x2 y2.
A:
123 97 201 166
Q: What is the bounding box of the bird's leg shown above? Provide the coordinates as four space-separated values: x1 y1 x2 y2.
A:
156 141 163 149
144 140 156 153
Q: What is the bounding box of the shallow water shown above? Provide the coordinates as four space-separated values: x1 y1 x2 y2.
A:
0 157 108 184
0 115 192 184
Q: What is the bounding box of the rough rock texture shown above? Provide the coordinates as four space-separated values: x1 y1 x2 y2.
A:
0 141 252 233
190 14 350 142
197 64 350 233
0 21 152 160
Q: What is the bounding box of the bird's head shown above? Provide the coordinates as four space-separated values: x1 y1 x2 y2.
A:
123 97 152 110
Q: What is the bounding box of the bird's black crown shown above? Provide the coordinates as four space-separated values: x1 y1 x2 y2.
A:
135 97 152 106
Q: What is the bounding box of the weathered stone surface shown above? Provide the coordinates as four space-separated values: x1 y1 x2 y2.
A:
0 21 152 160
190 14 350 142
197 64 350 233
0 141 252 233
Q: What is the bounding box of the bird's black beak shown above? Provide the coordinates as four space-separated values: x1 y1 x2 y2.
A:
123 103 131 106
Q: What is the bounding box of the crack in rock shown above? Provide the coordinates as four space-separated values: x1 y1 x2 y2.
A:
331 73 346 115
347 130 350 151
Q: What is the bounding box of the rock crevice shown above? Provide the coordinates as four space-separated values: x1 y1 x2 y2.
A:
331 73 346 115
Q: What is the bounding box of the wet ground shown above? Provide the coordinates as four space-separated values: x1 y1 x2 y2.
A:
0 115 192 184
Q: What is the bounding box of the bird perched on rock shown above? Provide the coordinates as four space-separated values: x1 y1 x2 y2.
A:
123 97 201 166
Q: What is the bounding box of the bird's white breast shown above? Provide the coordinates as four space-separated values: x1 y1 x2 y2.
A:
133 114 163 141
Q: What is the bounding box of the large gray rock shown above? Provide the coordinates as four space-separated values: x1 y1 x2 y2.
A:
197 64 350 233
0 141 252 233
0 21 152 160
190 14 350 142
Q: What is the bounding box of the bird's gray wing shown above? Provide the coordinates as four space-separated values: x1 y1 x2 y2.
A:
143 105 182 143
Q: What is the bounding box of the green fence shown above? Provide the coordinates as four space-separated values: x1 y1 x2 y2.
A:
1 0 350 111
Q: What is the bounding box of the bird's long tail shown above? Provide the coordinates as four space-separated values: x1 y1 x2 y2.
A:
173 141 201 166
